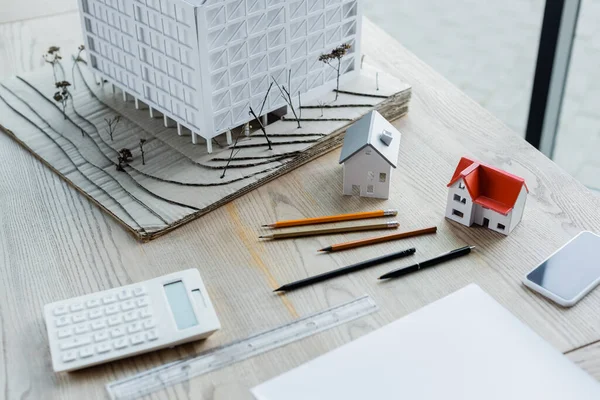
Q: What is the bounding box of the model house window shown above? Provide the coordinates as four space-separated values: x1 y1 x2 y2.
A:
82 0 89 14
453 194 461 202
379 173 386 182
452 209 464 218
367 185 374 194
497 223 506 230
458 182 466 190
90 54 98 68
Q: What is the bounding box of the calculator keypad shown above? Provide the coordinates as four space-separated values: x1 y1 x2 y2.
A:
50 286 159 365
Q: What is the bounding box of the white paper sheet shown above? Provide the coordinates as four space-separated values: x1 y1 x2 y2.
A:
252 284 600 400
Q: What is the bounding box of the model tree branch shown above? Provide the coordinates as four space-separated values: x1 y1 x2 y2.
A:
319 43 352 101
104 115 121 141
72 44 86 90
43 46 61 83
272 70 301 128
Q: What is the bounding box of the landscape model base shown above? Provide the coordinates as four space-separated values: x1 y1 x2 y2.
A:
0 58 411 241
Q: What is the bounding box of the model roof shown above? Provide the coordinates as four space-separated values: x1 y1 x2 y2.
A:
447 157 528 215
338 110 401 167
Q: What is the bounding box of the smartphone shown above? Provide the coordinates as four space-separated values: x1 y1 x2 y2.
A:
523 231 600 307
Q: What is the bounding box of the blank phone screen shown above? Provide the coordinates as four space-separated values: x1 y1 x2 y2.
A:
527 232 600 301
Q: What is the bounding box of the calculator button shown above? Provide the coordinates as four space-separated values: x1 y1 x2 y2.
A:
146 330 158 341
110 327 126 338
56 316 71 327
127 323 142 334
96 343 111 354
57 328 73 339
93 331 109 343
60 336 91 350
74 324 90 335
113 338 128 350
139 308 152 319
86 299 101 308
102 295 117 304
70 303 84 312
53 305 69 316
62 351 77 363
79 347 94 358
121 301 135 311
123 311 138 322
88 309 103 320
91 320 107 331
118 289 132 300
72 313 86 323
107 315 122 326
133 287 146 297
142 319 155 330
130 334 145 345
136 297 149 308
105 305 120 315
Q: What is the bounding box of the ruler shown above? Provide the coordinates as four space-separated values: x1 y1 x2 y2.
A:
106 295 378 400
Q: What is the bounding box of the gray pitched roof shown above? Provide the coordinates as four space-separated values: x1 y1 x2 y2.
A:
338 110 401 168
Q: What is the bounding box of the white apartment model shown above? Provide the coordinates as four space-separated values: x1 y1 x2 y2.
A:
78 0 362 152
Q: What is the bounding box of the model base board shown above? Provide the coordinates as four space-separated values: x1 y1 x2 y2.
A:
0 58 411 241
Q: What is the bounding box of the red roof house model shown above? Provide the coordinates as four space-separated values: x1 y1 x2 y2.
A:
445 156 528 235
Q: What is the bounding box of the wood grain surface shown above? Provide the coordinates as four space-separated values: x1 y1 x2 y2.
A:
1 13 600 400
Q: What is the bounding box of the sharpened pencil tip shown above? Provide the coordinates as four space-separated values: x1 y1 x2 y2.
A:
273 287 283 292
259 236 265 238
261 224 269 227
318 246 332 252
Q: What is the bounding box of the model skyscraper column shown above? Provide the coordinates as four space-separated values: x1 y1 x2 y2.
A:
77 0 362 152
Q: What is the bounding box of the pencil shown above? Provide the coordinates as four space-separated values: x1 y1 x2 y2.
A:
274 247 416 292
262 209 398 229
259 221 399 240
318 226 437 252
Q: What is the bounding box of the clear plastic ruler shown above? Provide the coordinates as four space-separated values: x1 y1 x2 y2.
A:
106 295 378 400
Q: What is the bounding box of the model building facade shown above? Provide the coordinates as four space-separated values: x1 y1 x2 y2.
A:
446 157 528 235
77 0 361 151
339 110 401 199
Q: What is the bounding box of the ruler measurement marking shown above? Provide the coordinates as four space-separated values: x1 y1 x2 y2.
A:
107 295 378 400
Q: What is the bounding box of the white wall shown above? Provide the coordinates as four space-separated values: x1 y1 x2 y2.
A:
473 206 512 235
445 179 475 226
509 185 528 232
342 147 393 199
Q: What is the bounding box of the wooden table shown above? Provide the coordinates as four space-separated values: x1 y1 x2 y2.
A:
2 9 600 399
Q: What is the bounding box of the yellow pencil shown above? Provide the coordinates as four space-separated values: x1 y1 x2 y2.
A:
262 209 398 229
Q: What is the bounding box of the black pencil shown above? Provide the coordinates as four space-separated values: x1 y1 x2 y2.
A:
379 245 475 280
274 247 416 292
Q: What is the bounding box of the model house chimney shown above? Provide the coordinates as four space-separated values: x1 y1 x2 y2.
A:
380 130 393 146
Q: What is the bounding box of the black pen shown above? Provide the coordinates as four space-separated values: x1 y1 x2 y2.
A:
378 245 475 280
274 247 416 292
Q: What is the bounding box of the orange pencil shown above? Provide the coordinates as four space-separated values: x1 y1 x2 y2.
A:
262 209 398 229
318 226 437 252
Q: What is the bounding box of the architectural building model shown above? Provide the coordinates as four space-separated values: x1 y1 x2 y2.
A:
445 157 528 235
77 0 362 152
339 110 401 199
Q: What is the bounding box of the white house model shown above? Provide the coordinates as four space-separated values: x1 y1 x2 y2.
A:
77 0 362 152
339 110 401 199
445 157 528 235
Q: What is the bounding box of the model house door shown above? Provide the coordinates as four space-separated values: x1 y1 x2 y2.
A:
483 218 490 228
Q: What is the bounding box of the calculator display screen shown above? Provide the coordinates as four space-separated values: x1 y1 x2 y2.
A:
164 281 199 330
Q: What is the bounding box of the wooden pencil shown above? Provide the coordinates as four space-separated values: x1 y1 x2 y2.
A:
318 226 437 252
262 209 398 229
259 221 399 240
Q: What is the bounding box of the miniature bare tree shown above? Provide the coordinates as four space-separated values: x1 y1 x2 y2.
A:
220 134 243 179
104 115 121 141
318 43 352 101
43 46 61 82
272 70 301 128
53 81 72 119
72 44 86 89
317 100 325 117
247 82 274 150
139 139 147 165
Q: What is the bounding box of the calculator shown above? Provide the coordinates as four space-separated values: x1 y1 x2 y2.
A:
44 269 220 372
